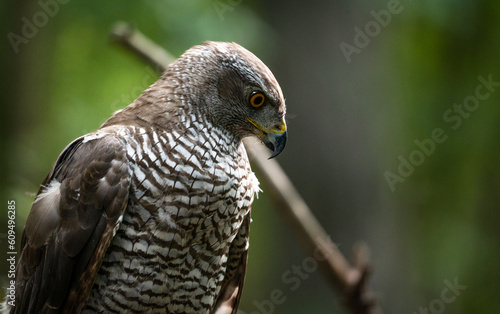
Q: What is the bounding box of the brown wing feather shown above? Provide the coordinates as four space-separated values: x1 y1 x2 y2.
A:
12 134 130 314
213 212 251 314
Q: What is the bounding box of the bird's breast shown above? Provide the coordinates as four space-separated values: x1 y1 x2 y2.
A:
124 125 255 228
85 125 258 312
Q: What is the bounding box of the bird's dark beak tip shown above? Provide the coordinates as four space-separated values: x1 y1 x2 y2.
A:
264 131 287 159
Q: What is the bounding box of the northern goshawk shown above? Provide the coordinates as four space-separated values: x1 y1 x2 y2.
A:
6 41 287 313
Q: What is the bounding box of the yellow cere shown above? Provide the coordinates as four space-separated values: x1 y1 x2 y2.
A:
247 117 287 135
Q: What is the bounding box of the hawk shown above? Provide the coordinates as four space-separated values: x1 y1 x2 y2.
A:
6 41 287 313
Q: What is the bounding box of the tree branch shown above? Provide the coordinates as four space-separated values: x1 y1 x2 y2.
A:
110 22 381 314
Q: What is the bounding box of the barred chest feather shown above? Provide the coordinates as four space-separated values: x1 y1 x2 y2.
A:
83 117 259 313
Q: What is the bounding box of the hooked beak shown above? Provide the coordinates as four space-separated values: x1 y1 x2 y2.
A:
263 131 288 159
248 117 288 159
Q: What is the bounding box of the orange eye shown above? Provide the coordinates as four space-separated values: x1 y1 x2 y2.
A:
249 92 266 108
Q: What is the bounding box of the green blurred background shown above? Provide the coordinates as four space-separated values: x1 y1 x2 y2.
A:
1 0 499 313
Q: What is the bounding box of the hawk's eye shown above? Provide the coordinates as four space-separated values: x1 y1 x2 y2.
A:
249 92 266 108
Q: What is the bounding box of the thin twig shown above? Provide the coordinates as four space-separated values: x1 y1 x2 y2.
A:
109 22 381 314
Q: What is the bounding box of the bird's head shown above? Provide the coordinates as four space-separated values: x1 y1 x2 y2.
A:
172 41 287 158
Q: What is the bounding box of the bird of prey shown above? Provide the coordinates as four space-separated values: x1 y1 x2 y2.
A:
6 41 287 313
